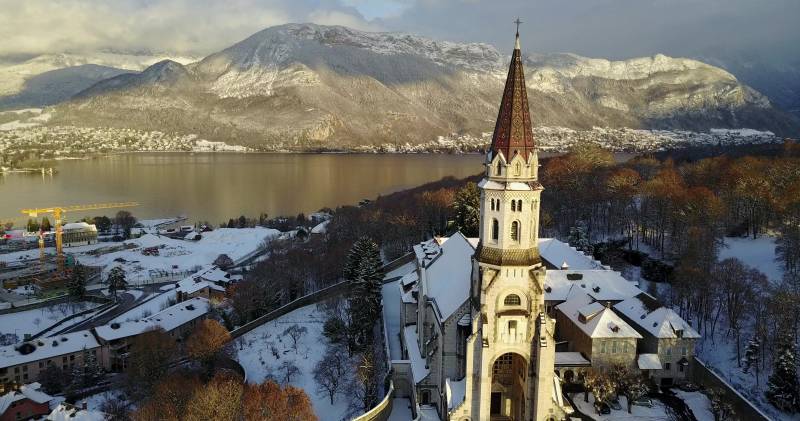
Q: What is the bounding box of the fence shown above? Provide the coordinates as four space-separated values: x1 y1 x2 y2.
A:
692 358 772 421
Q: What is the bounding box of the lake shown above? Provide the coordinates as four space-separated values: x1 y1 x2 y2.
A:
0 153 485 225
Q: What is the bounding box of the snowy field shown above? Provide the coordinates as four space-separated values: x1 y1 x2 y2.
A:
719 236 782 283
0 301 100 343
74 228 278 284
236 304 357 421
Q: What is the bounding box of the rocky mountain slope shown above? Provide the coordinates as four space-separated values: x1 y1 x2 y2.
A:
0 52 198 110
43 24 800 149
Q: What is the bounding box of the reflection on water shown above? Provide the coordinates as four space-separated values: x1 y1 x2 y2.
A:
0 153 484 224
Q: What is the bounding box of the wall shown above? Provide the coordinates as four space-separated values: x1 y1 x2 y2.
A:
692 358 771 421
352 382 395 421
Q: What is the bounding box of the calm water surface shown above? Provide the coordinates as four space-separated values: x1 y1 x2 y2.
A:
1 153 484 224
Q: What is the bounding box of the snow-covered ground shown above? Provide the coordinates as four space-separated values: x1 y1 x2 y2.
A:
569 393 671 420
719 236 782 283
0 301 100 343
109 290 177 323
236 304 357 421
73 228 278 284
673 390 714 421
387 398 413 421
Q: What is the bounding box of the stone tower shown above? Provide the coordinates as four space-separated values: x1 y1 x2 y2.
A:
457 29 558 421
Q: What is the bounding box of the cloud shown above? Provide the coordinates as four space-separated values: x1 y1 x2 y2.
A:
0 0 796 68
0 0 373 56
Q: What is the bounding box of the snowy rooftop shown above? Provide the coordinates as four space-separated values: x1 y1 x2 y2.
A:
446 377 466 410
545 270 642 302
46 403 105 421
94 297 209 341
413 238 443 268
402 325 430 384
310 220 330 234
555 352 591 366
0 331 100 369
638 353 663 370
556 293 641 339
62 222 97 232
423 232 475 321
538 238 606 270
614 293 700 339
382 280 403 361
0 382 52 414
478 179 535 191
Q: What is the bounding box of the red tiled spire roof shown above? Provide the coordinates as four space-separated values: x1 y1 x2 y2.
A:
490 31 535 161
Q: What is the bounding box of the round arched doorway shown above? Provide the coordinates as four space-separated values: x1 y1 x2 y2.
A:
490 352 527 420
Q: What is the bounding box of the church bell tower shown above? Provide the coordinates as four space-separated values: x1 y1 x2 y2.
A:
461 25 558 421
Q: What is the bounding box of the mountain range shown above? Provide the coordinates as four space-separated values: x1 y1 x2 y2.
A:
1 23 797 150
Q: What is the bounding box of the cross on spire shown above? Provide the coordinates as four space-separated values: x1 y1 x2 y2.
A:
514 17 523 35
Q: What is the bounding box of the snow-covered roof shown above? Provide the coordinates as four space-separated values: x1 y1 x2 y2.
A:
0 331 100 369
62 222 97 232
179 280 226 295
638 353 662 370
400 271 418 287
418 405 442 421
94 297 209 341
556 293 641 339
478 179 535 191
310 220 330 234
538 238 606 270
196 266 231 284
555 352 591 366
545 270 642 302
423 232 475 321
413 238 442 267
0 383 52 414
614 293 700 339
446 377 466 410
402 325 429 384
46 404 105 421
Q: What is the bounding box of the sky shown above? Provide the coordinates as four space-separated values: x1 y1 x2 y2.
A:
0 0 797 63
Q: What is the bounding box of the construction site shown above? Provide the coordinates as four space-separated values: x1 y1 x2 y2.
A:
0 202 138 293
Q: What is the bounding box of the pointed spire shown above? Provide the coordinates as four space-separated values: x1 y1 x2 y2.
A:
490 23 535 162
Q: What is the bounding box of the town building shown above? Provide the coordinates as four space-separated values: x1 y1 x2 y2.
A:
0 331 106 393
0 382 53 421
93 297 209 371
614 293 700 386
60 223 98 248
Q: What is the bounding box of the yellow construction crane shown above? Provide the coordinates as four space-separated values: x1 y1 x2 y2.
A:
20 202 139 270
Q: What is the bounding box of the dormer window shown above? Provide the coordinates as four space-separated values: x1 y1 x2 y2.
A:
495 163 502 176
504 294 521 306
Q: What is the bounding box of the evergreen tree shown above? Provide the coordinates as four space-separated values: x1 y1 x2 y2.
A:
26 218 39 232
451 182 480 237
567 221 593 253
68 264 87 298
40 217 52 232
742 337 760 374
82 351 104 387
346 237 384 351
766 334 799 412
107 267 128 300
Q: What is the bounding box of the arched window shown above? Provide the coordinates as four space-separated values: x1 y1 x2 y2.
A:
517 200 522 211
514 162 522 176
511 221 520 242
511 200 516 212
491 219 499 241
490 198 495 211
495 163 502 176
504 294 521 306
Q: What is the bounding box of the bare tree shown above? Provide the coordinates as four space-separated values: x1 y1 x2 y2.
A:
279 361 300 384
282 324 308 354
313 345 349 404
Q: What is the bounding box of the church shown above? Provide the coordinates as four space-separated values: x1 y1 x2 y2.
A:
383 28 699 421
